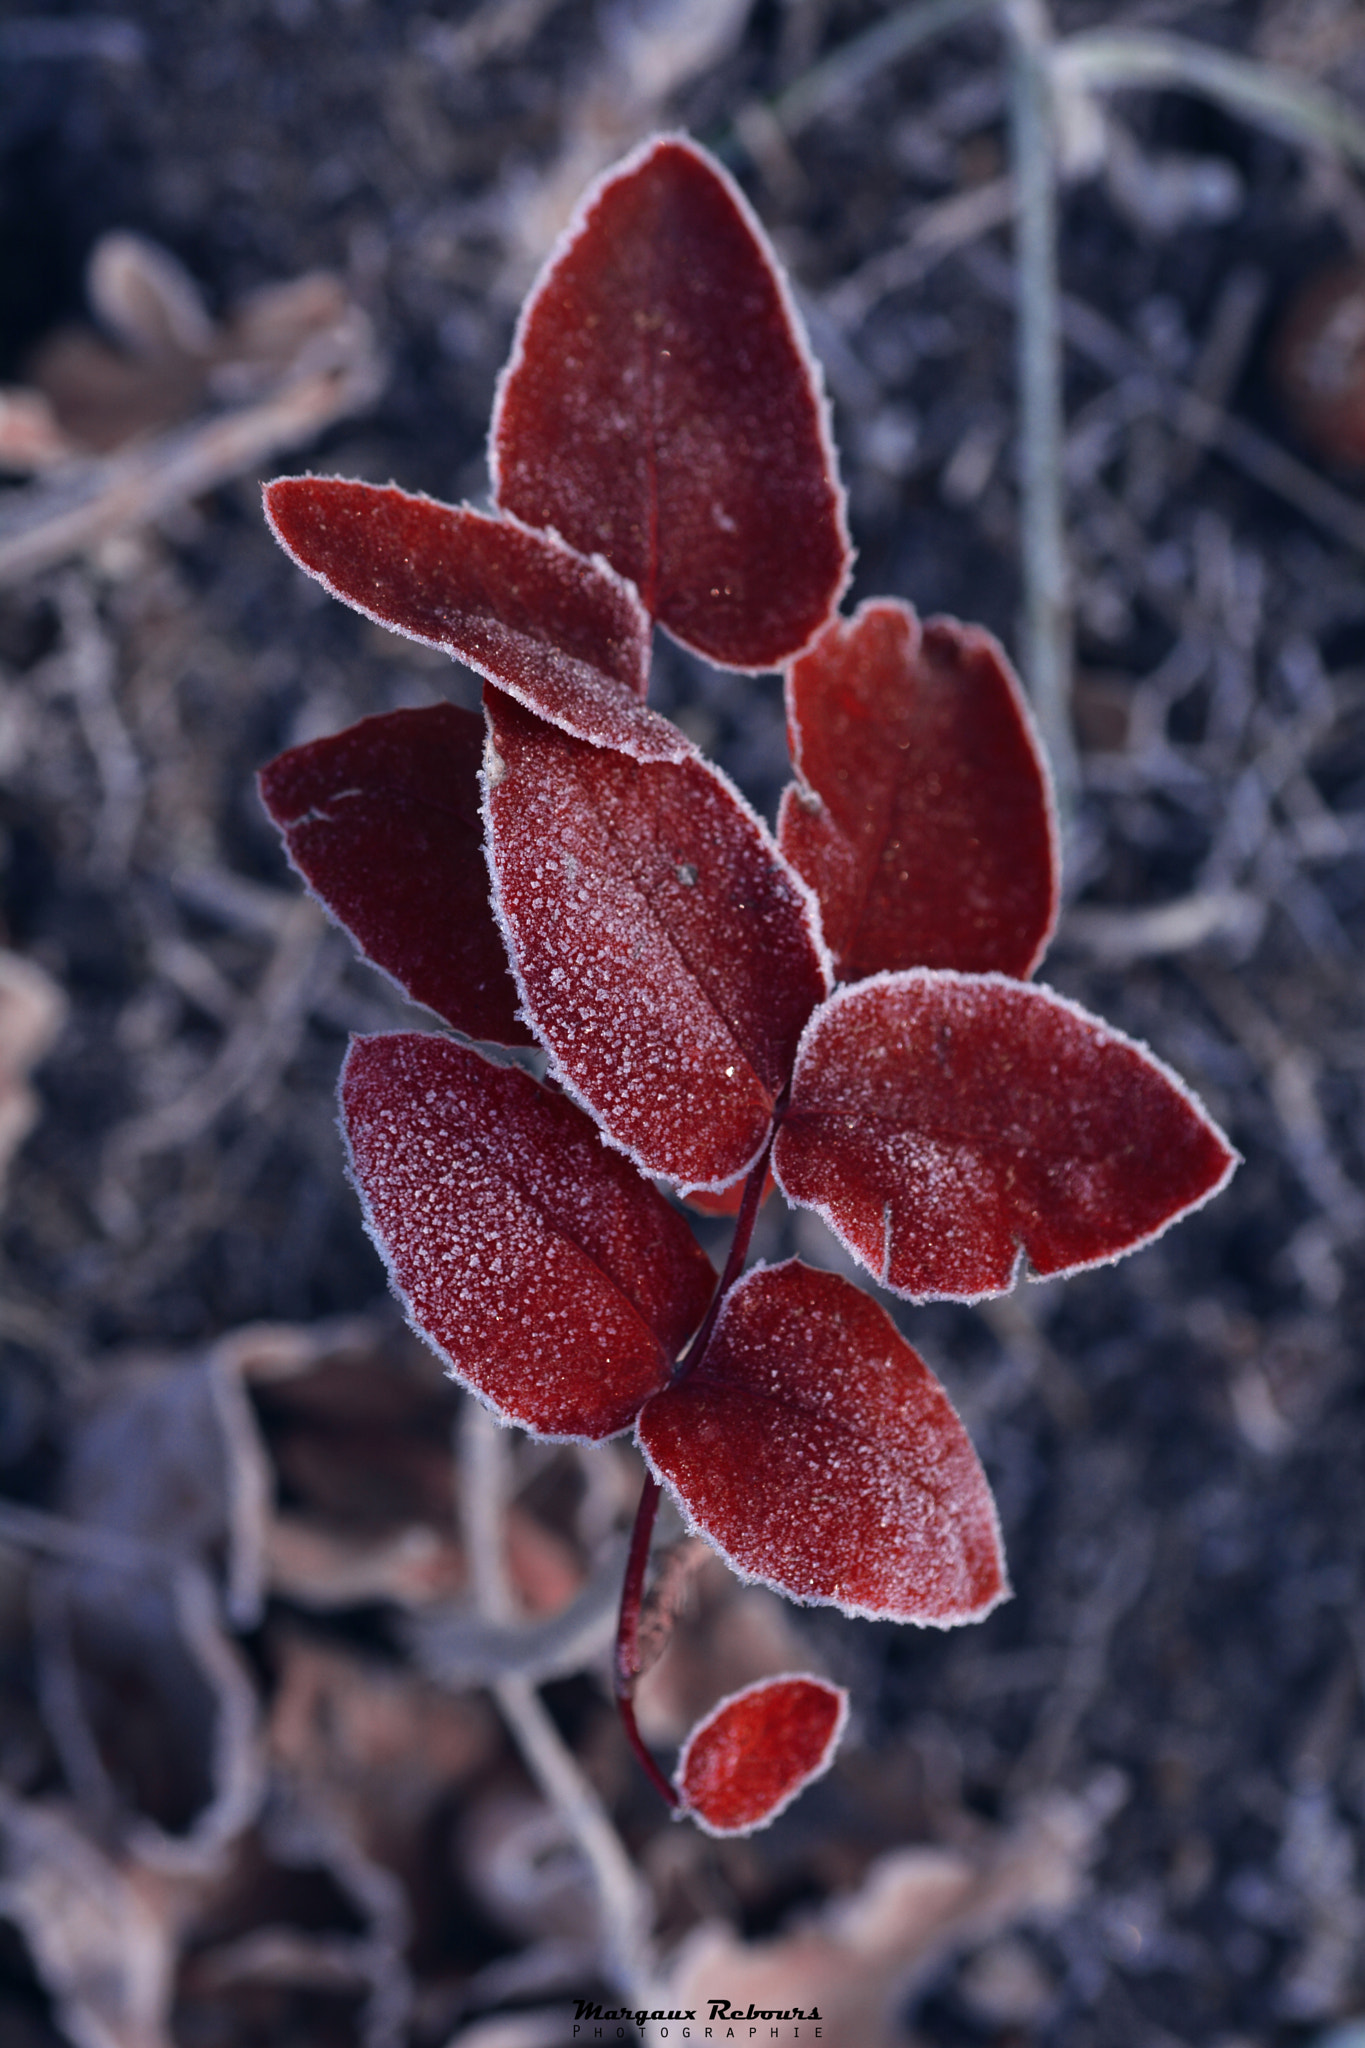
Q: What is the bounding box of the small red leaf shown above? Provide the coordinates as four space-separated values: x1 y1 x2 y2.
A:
342 1032 716 1440
484 688 829 1189
491 135 850 671
774 972 1239 1302
264 477 689 763
259 705 530 1045
638 1261 1006 1625
675 1675 848 1837
778 603 1059 982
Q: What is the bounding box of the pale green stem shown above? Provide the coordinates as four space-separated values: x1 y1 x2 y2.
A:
1004 0 1079 823
1056 29 1365 171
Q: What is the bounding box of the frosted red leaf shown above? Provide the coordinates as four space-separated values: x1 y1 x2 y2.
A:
778 602 1058 982
259 705 530 1045
637 1261 1006 1624
490 134 850 671
264 477 690 763
483 688 829 1189
675 1675 849 1837
341 1032 716 1440
774 971 1239 1302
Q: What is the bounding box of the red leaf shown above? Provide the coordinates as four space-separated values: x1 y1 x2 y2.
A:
637 1261 1006 1625
675 1674 848 1837
259 706 530 1045
264 477 689 763
341 1032 716 1440
483 688 829 1189
490 135 850 671
779 603 1058 981
774 972 1239 1302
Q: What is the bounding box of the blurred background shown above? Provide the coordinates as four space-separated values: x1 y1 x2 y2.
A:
1 2 1364 2043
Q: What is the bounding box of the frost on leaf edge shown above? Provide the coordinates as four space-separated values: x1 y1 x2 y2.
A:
487 130 855 675
479 699 834 1195
337 1029 666 1447
782 597 1063 984
673 1673 850 1838
257 707 533 1049
775 967 1242 1306
262 475 698 766
635 1259 1012 1629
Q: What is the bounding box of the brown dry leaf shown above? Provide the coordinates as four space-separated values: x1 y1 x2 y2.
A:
268 1630 497 1872
0 1788 187 2048
0 948 66 1195
0 388 77 473
648 1775 1125 2047
29 231 358 454
0 232 381 586
267 1513 465 1610
457 1791 602 1948
174 1794 412 2048
235 1315 469 1610
504 1503 585 1617
35 1343 270 1870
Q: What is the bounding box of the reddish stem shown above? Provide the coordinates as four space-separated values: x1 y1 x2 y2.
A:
675 1110 781 1386
612 1114 782 1806
614 1470 678 1808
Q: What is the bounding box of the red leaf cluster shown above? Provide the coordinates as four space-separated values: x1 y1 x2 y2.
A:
257 134 1237 1826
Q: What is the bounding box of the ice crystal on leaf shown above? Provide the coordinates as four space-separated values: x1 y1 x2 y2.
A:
258 132 1236 1831
637 1261 1006 1624
490 134 852 670
675 1675 849 1837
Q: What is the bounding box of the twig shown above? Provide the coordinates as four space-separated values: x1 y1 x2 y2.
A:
613 1474 677 1811
0 325 382 587
458 1403 653 1998
0 1496 163 1574
771 0 999 135
408 1540 625 1687
1003 0 1079 823
969 244 1365 560
52 574 144 881
1058 888 1263 964
1056 28 1365 173
824 176 1014 332
97 894 332 1231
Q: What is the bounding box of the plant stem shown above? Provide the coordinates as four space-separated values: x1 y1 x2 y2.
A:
611 1122 780 1805
1055 28 1365 173
613 1471 678 1809
677 1118 780 1386
1003 0 1078 826
458 1401 654 1993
